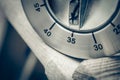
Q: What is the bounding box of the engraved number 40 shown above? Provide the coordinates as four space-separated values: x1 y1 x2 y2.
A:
44 29 52 37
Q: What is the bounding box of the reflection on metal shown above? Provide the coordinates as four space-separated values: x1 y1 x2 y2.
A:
69 0 90 28
1 0 120 80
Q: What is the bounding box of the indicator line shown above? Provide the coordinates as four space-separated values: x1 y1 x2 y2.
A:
92 33 97 44
49 22 56 30
79 0 90 28
110 22 116 27
71 32 74 37
40 3 46 7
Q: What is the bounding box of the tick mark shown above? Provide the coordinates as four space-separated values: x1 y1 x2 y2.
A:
110 22 116 27
92 32 97 44
49 22 56 30
71 32 74 37
40 3 46 7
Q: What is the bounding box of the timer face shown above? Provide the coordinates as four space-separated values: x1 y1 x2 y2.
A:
21 0 120 59
46 0 119 32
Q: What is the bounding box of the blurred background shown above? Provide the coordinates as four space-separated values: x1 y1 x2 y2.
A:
0 7 48 80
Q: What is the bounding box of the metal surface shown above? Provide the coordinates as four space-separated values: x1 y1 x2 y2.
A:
22 0 120 59
1 0 120 80
0 0 80 79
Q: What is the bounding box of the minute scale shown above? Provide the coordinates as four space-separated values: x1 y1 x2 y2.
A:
22 0 120 58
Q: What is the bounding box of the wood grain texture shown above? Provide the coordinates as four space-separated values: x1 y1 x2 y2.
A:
0 0 80 80
73 56 120 80
1 0 120 80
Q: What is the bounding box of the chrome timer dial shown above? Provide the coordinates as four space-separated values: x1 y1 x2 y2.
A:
22 0 120 59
